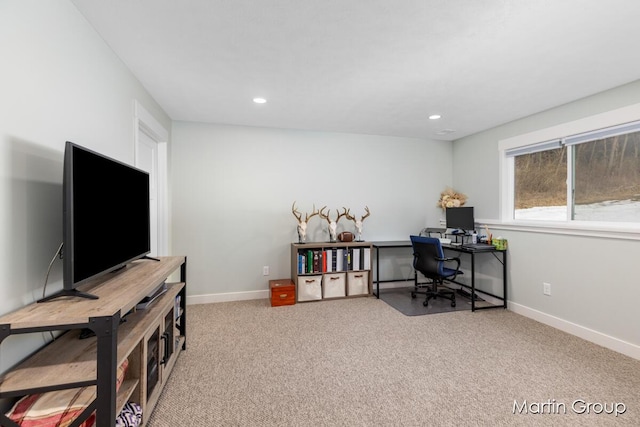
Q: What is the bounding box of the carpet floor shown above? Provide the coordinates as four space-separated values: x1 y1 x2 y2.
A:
147 297 640 426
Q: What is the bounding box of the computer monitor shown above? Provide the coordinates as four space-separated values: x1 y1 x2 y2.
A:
445 207 475 232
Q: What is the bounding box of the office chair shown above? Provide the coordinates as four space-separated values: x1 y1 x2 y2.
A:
410 235 461 307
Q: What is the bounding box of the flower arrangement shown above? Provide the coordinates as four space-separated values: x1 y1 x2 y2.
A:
438 187 467 209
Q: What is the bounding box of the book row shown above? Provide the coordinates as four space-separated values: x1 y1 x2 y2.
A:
297 247 371 274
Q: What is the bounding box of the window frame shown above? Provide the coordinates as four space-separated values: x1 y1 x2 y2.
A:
498 103 640 239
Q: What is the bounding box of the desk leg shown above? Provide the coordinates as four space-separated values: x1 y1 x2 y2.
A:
471 253 476 312
375 247 380 299
503 251 507 309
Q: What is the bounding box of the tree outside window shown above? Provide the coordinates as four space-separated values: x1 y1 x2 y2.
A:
512 124 640 223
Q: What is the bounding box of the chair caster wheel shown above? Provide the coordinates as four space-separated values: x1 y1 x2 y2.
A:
411 292 416 299
451 301 456 307
423 300 428 307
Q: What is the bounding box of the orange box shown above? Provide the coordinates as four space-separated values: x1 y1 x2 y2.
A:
269 279 296 307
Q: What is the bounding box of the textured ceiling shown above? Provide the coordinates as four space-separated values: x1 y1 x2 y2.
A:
72 0 640 141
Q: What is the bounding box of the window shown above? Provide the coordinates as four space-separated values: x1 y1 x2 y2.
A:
513 144 566 220
571 131 640 222
503 119 640 225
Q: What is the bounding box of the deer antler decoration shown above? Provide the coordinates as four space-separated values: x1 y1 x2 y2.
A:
291 201 318 243
305 205 319 223
351 206 370 241
319 206 339 242
318 206 331 224
292 201 302 224
360 206 371 223
342 207 354 223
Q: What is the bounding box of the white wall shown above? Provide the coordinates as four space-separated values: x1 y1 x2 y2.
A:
0 0 171 372
171 122 452 299
452 80 640 357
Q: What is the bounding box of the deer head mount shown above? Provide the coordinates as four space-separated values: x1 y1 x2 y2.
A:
345 206 370 224
319 206 341 242
292 201 319 243
292 201 319 224
345 206 370 239
319 206 350 224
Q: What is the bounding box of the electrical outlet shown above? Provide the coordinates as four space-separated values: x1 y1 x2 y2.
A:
263 266 270 276
543 282 551 296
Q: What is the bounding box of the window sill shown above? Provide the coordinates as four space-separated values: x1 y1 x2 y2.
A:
477 218 640 241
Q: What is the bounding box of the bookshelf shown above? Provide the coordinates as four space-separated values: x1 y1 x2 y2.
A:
0 256 187 427
291 242 373 302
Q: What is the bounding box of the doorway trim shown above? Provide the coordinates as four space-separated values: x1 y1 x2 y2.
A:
133 100 169 256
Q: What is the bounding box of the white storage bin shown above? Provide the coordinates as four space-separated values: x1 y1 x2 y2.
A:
347 271 369 296
322 273 346 298
297 275 322 301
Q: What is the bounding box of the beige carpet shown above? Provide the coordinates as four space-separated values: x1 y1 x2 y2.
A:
147 297 640 426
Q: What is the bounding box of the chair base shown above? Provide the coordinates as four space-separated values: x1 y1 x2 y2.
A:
411 281 456 307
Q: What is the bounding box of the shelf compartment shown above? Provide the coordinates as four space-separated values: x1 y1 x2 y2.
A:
116 379 139 414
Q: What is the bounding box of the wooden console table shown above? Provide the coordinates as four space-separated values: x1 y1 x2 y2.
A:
0 256 187 427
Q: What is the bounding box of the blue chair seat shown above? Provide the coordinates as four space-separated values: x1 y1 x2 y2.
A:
410 235 463 308
442 267 463 278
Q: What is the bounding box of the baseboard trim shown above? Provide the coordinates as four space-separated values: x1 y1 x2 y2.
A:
187 289 269 305
186 282 412 304
186 283 409 304
509 302 640 361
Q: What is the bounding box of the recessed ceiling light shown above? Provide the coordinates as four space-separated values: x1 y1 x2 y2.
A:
253 97 267 104
429 114 441 120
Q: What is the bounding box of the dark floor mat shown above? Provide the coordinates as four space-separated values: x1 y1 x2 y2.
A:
379 286 481 316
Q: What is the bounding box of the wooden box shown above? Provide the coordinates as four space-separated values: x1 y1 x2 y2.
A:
270 279 296 307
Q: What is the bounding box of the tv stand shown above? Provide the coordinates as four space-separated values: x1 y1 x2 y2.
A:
37 288 99 303
0 256 187 427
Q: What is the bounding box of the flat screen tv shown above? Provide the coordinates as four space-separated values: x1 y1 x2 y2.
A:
445 206 475 233
40 142 151 302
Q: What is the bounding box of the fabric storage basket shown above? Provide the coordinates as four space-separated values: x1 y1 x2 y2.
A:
297 275 322 301
347 271 369 296
322 273 346 298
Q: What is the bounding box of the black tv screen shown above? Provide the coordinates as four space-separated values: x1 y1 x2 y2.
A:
445 207 475 232
59 142 150 299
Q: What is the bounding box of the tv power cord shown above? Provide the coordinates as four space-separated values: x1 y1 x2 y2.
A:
42 242 63 340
